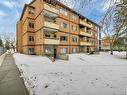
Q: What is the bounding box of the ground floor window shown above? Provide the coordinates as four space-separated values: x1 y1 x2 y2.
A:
72 48 78 53
28 48 34 54
80 46 87 53
45 48 53 54
60 48 67 54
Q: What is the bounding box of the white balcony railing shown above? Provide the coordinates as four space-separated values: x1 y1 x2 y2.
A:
44 3 59 14
80 19 92 28
80 30 92 37
44 21 59 30
80 41 92 46
44 38 59 45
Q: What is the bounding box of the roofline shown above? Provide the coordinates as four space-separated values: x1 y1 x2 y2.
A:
20 4 35 20
55 1 100 27
29 0 36 5
21 0 100 27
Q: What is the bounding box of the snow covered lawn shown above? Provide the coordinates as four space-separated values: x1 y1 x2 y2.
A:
0 52 6 66
13 52 127 95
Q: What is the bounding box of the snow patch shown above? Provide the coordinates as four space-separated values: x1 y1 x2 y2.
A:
13 52 127 95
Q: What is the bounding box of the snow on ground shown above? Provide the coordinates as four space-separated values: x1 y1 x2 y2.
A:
13 52 127 95
0 52 6 66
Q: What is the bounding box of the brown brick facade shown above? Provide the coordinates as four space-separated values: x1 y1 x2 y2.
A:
17 0 99 56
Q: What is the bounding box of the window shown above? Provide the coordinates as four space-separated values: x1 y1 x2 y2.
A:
72 15 78 20
60 8 67 16
60 48 67 54
72 48 78 53
61 22 68 29
28 48 34 54
72 25 78 31
72 37 77 42
60 36 68 42
45 48 53 54
29 36 34 42
28 8 35 15
28 22 34 28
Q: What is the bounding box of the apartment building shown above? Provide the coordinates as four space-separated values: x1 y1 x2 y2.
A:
17 0 99 57
102 37 113 50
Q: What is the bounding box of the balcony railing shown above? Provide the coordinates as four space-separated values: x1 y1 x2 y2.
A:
44 21 59 30
44 3 59 14
80 19 92 28
44 38 60 45
80 30 92 37
80 41 92 46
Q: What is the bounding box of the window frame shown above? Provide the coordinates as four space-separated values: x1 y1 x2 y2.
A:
60 8 68 16
28 22 34 29
72 48 78 53
61 22 68 29
60 36 68 42
29 36 34 42
60 48 67 54
72 36 78 42
72 15 78 20
72 25 78 32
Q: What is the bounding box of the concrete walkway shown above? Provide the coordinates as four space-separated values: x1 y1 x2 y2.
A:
0 54 29 95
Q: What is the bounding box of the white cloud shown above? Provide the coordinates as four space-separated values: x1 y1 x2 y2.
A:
0 0 17 9
0 11 6 17
0 0 32 9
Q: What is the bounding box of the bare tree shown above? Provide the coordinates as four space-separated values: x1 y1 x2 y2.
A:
46 0 93 12
100 0 125 55
3 32 16 52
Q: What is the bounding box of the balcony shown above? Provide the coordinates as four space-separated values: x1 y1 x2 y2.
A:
80 30 92 37
44 38 60 45
80 19 92 28
44 21 59 30
44 10 58 19
80 41 92 46
44 3 59 15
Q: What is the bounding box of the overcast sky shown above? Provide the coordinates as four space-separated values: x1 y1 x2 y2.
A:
0 0 110 35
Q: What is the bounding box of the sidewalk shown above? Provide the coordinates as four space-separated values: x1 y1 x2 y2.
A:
0 54 29 95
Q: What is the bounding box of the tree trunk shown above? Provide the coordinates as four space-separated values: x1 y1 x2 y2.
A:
110 48 113 55
126 46 127 59
126 50 127 59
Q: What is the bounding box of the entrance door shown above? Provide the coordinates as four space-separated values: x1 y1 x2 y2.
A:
87 47 89 53
54 49 57 58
